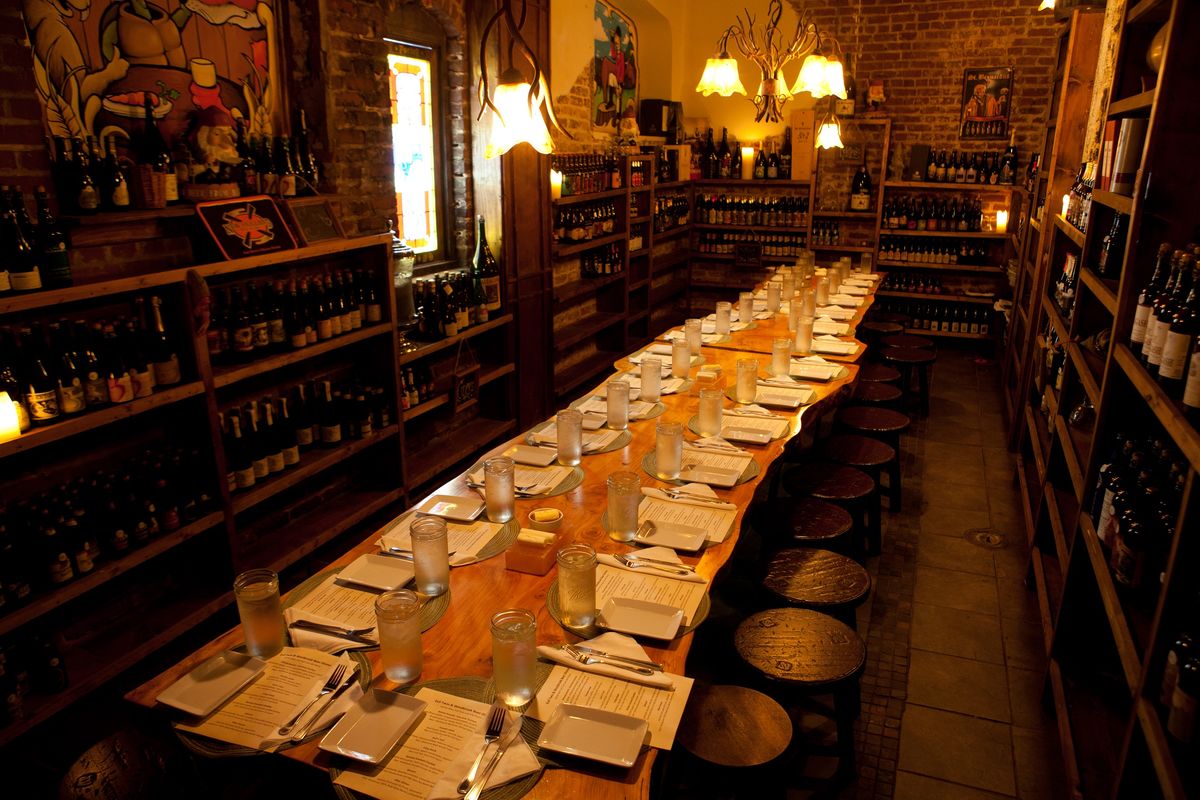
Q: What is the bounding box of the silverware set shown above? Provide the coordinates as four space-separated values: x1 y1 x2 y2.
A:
462 710 524 800
278 663 357 739
288 620 377 646
660 488 731 506
613 553 693 576
561 644 655 675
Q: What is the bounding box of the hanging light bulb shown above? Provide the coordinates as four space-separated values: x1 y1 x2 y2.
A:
696 50 746 97
484 68 553 159
792 52 830 98
816 114 843 149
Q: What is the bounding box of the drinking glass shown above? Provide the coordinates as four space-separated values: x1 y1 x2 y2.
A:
815 275 830 304
234 569 285 659
376 589 423 683
556 544 597 628
556 408 582 466
767 280 781 312
484 456 515 523
738 292 753 324
698 388 724 437
801 287 816 317
671 339 691 379
490 609 537 707
772 338 792 377
795 315 815 355
859 253 873 273
606 471 641 542
656 421 683 480
714 302 732 335
781 270 795 299
828 267 842 294
606 380 629 430
685 318 702 356
640 358 662 403
788 293 802 332
736 358 759 404
409 516 449 596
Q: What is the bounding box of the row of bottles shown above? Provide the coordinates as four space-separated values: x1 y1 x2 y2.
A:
882 195 985 232
881 271 947 295
1094 213 1128 280
1040 327 1066 397
1159 595 1200 744
879 237 992 266
695 232 806 258
0 300 180 433
1052 252 1080 320
694 193 808 229
1130 244 1200 412
1064 161 1097 232
0 444 216 605
628 157 653 188
810 221 843 247
907 302 990 336
553 202 618 244
581 243 623 276
921 136 1017 185
221 378 391 492
690 127 793 181
207 270 382 364
1 632 69 726
653 194 690 234
399 365 435 409
231 112 321 198
550 153 622 197
412 267 494 341
0 186 73 294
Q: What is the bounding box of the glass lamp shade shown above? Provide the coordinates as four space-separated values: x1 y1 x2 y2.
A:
823 56 848 100
816 119 844 149
756 74 791 101
484 71 554 159
792 53 829 98
1038 0 1054 9
696 56 746 97
0 392 19 443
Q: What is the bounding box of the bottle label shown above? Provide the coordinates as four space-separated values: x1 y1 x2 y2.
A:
1160 332 1192 380
306 326 317 345
1183 351 1200 409
296 427 314 447
350 309 363 329
279 175 297 197
282 445 300 465
227 470 237 494
850 194 870 211
267 452 285 473
1147 317 1170 364
252 322 269 348
49 553 73 584
252 458 269 479
59 381 86 414
291 332 308 349
131 368 154 398
74 548 94 574
26 388 59 421
164 172 179 202
268 319 286 344
235 467 256 489
1131 303 1150 343
340 312 353 332
321 423 342 444
330 315 343 336
482 276 501 310
317 319 333 340
0 270 9 291
234 326 255 352
367 304 382 323
153 357 181 386
78 187 99 210
1169 684 1198 742
11 268 43 291
1096 489 1116 543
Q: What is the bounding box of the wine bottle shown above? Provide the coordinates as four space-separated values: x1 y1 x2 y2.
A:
264 281 287 350
276 136 297 197
335 272 353 333
1146 252 1186 373
1133 244 1172 357
100 322 134 404
780 127 792 179
104 138 130 211
300 279 319 345
285 279 308 349
228 411 256 490
74 140 100 214
140 97 171 194
146 295 181 386
1160 258 1199 393
275 396 301 467
474 217 502 313
123 315 155 399
753 145 766 180
850 155 872 211
5 192 42 293
49 323 85 416
229 285 255 359
1097 214 1128 279
258 400 285 475
243 403 269 480
999 128 1018 184
344 270 363 330
291 384 315 450
34 187 72 288
0 329 31 431
702 128 718 180
318 380 342 446
21 327 60 425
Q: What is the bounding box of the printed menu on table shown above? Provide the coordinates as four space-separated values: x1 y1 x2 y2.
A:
529 422 622 451
595 564 707 625
722 413 791 439
380 514 502 561
678 446 755 478
288 574 379 630
576 396 655 419
638 496 736 543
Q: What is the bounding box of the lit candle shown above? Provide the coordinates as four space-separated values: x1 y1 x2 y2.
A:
0 392 20 443
549 169 563 200
740 147 755 180
1061 194 1070 218
996 209 1008 233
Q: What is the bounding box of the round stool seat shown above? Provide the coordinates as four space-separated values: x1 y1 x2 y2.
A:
763 548 871 609
736 608 866 686
856 363 901 383
854 381 903 405
781 461 874 502
859 320 903 337
882 346 938 367
837 406 911 436
819 433 895 469
868 312 911 326
880 333 934 349
678 684 792 768
749 497 854 545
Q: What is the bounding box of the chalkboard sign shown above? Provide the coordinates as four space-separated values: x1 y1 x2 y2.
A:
452 367 480 414
285 197 345 246
195 195 297 260
734 242 763 269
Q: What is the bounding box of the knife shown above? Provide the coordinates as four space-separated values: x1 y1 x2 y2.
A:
290 667 358 741
623 555 696 572
463 717 524 800
570 645 664 671
289 621 377 646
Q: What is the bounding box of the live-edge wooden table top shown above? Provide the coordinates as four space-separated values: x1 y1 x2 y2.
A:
126 281 876 800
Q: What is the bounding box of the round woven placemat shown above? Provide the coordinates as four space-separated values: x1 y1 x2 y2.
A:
473 520 520 562
545 578 711 639
467 461 585 498
284 568 451 635
686 414 788 442
639 451 760 487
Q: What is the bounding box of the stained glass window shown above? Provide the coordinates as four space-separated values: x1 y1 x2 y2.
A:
388 53 438 255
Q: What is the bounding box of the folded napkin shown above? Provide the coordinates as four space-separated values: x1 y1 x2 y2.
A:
826 294 865 307
839 285 869 296
815 305 855 320
661 330 723 345
577 396 655 420
813 335 859 355
646 343 673 356
813 319 851 336
724 403 777 418
427 711 540 800
284 608 378 653
259 658 364 749
537 632 674 689
753 311 774 320
467 469 554 496
685 435 747 454
641 482 736 511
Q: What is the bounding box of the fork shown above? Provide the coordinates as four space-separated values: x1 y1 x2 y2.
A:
457 703 507 794
278 664 347 735
661 489 730 506
563 645 654 675
613 553 693 576
288 619 376 636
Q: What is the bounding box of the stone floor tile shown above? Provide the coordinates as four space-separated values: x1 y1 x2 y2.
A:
1012 725 1066 799
997 576 1041 623
1008 667 1054 730
907 650 1011 722
917 534 996 576
898 705 1016 794
911 602 1005 664
922 480 991 513
1002 613 1048 671
914 565 1000 615
894 771 1009 799
918 506 992 538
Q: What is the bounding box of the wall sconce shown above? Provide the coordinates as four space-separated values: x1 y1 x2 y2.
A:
695 45 747 97
478 0 569 159
0 392 20 443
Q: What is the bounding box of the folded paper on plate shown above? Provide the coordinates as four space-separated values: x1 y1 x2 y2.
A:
812 335 859 356
754 384 815 406
379 514 503 566
813 319 851 336
594 563 707 626
528 422 622 452
287 573 378 633
790 357 842 381
576 395 655 420
838 285 869 295
595 375 685 397
537 632 673 688
676 446 755 478
638 492 737 543
815 305 856 320
826 294 866 307
722 413 791 439
467 464 571 496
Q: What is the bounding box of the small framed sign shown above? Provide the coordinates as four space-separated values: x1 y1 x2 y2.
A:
452 366 480 414
195 196 297 260
284 197 346 246
734 242 763 269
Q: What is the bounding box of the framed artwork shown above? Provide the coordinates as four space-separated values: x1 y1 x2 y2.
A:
195 195 296 260
959 66 1013 140
592 0 637 133
284 197 345 246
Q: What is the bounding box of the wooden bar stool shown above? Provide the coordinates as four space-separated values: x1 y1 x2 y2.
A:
673 684 794 798
735 609 867 781
856 363 901 384
880 333 934 350
747 497 856 558
779 461 878 557
853 381 903 408
867 311 911 328
858 320 903 352
881 346 938 415
762 548 871 629
835 407 911 484
819 432 900 517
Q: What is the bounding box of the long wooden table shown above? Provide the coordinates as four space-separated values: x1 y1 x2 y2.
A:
127 278 877 799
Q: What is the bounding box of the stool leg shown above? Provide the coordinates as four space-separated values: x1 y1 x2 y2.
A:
867 487 881 556
888 458 903 513
918 363 931 415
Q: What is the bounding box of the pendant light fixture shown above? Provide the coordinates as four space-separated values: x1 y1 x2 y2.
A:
816 100 843 150
478 0 569 159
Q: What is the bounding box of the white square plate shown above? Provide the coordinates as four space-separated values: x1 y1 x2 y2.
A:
504 444 558 467
635 520 707 552
596 597 684 640
156 650 266 717
677 465 742 488
319 689 427 764
755 392 805 409
338 553 414 591
414 494 484 522
536 704 648 767
721 426 772 445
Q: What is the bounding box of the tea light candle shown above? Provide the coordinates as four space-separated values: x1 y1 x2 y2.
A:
996 209 1009 233
0 392 20 443
740 147 755 180
550 169 563 200
1061 194 1070 219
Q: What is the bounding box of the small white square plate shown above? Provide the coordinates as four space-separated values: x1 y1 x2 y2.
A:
536 704 648 767
678 465 742 488
338 553 415 591
319 689 427 764
635 520 706 552
596 597 684 640
156 650 266 717
414 494 484 522
721 426 772 445
504 444 558 467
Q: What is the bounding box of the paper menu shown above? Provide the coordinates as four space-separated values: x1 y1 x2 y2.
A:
576 396 655 419
288 574 380 631
334 689 489 800
466 464 572 495
789 360 841 381
721 413 790 439
594 377 685 398
174 647 343 751
754 384 815 405
826 294 865 307
679 446 755 477
528 665 693 750
638 495 737 543
812 336 859 355
816 305 856 320
528 422 622 452
595 564 707 626
380 515 503 563
661 329 723 344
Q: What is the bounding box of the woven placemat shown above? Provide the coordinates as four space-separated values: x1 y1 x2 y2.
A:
686 414 788 442
569 395 668 423
639 450 760 487
545 578 711 639
473 520 521 561
523 422 632 456
466 461 585 498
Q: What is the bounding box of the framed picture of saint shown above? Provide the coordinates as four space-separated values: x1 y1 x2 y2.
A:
959 66 1013 140
592 0 637 134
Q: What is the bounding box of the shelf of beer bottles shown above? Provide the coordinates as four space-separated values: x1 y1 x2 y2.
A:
396 314 514 367
877 260 1004 274
882 181 1020 192
552 231 627 259
0 380 206 461
694 178 810 188
401 363 515 423
212 324 391 388
61 206 197 226
906 327 990 341
812 210 877 219
878 289 994 304
554 272 625 305
1054 214 1087 248
1113 343 1200 473
653 226 690 244
551 188 627 206
692 223 807 234
882 229 1008 240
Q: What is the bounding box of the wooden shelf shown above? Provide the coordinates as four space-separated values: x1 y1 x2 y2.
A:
691 223 807 234
402 363 514 423
554 350 622 397
1108 90 1156 116
812 210 876 219
397 314 514 367
882 228 1008 240
882 181 1019 192
406 418 518 488
876 260 1004 273
1079 512 1142 690
810 244 875 253
904 327 990 340
650 278 689 306
629 215 651 224
0 381 205 461
1054 415 1086 500
1047 658 1082 800
695 178 809 188
1079 267 1118 313
652 226 689 243
1053 214 1087 248
652 180 690 191
690 252 799 263
1091 189 1134 215
1068 343 1102 407
0 511 225 638
212 325 391 388
1026 407 1048 485
553 312 624 351
652 252 690 272
554 272 625 304
552 188 627 206
1042 295 1071 344
628 278 649 291
1134 696 1189 799
1113 344 1200 473
62 205 197 226
552 231 626 258
878 290 995 304
230 425 398 514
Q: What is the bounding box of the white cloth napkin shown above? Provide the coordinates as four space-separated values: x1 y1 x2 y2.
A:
685 435 747 454
724 403 777 418
813 335 859 355
641 482 736 510
597 546 707 585
816 305 856 320
427 711 540 799
826 294 865 307
813 318 851 336
284 608 379 653
839 285 869 296
258 659 364 749
537 632 674 689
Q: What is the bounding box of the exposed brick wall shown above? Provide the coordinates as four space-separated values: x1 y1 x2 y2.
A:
0 5 53 199
552 62 604 153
